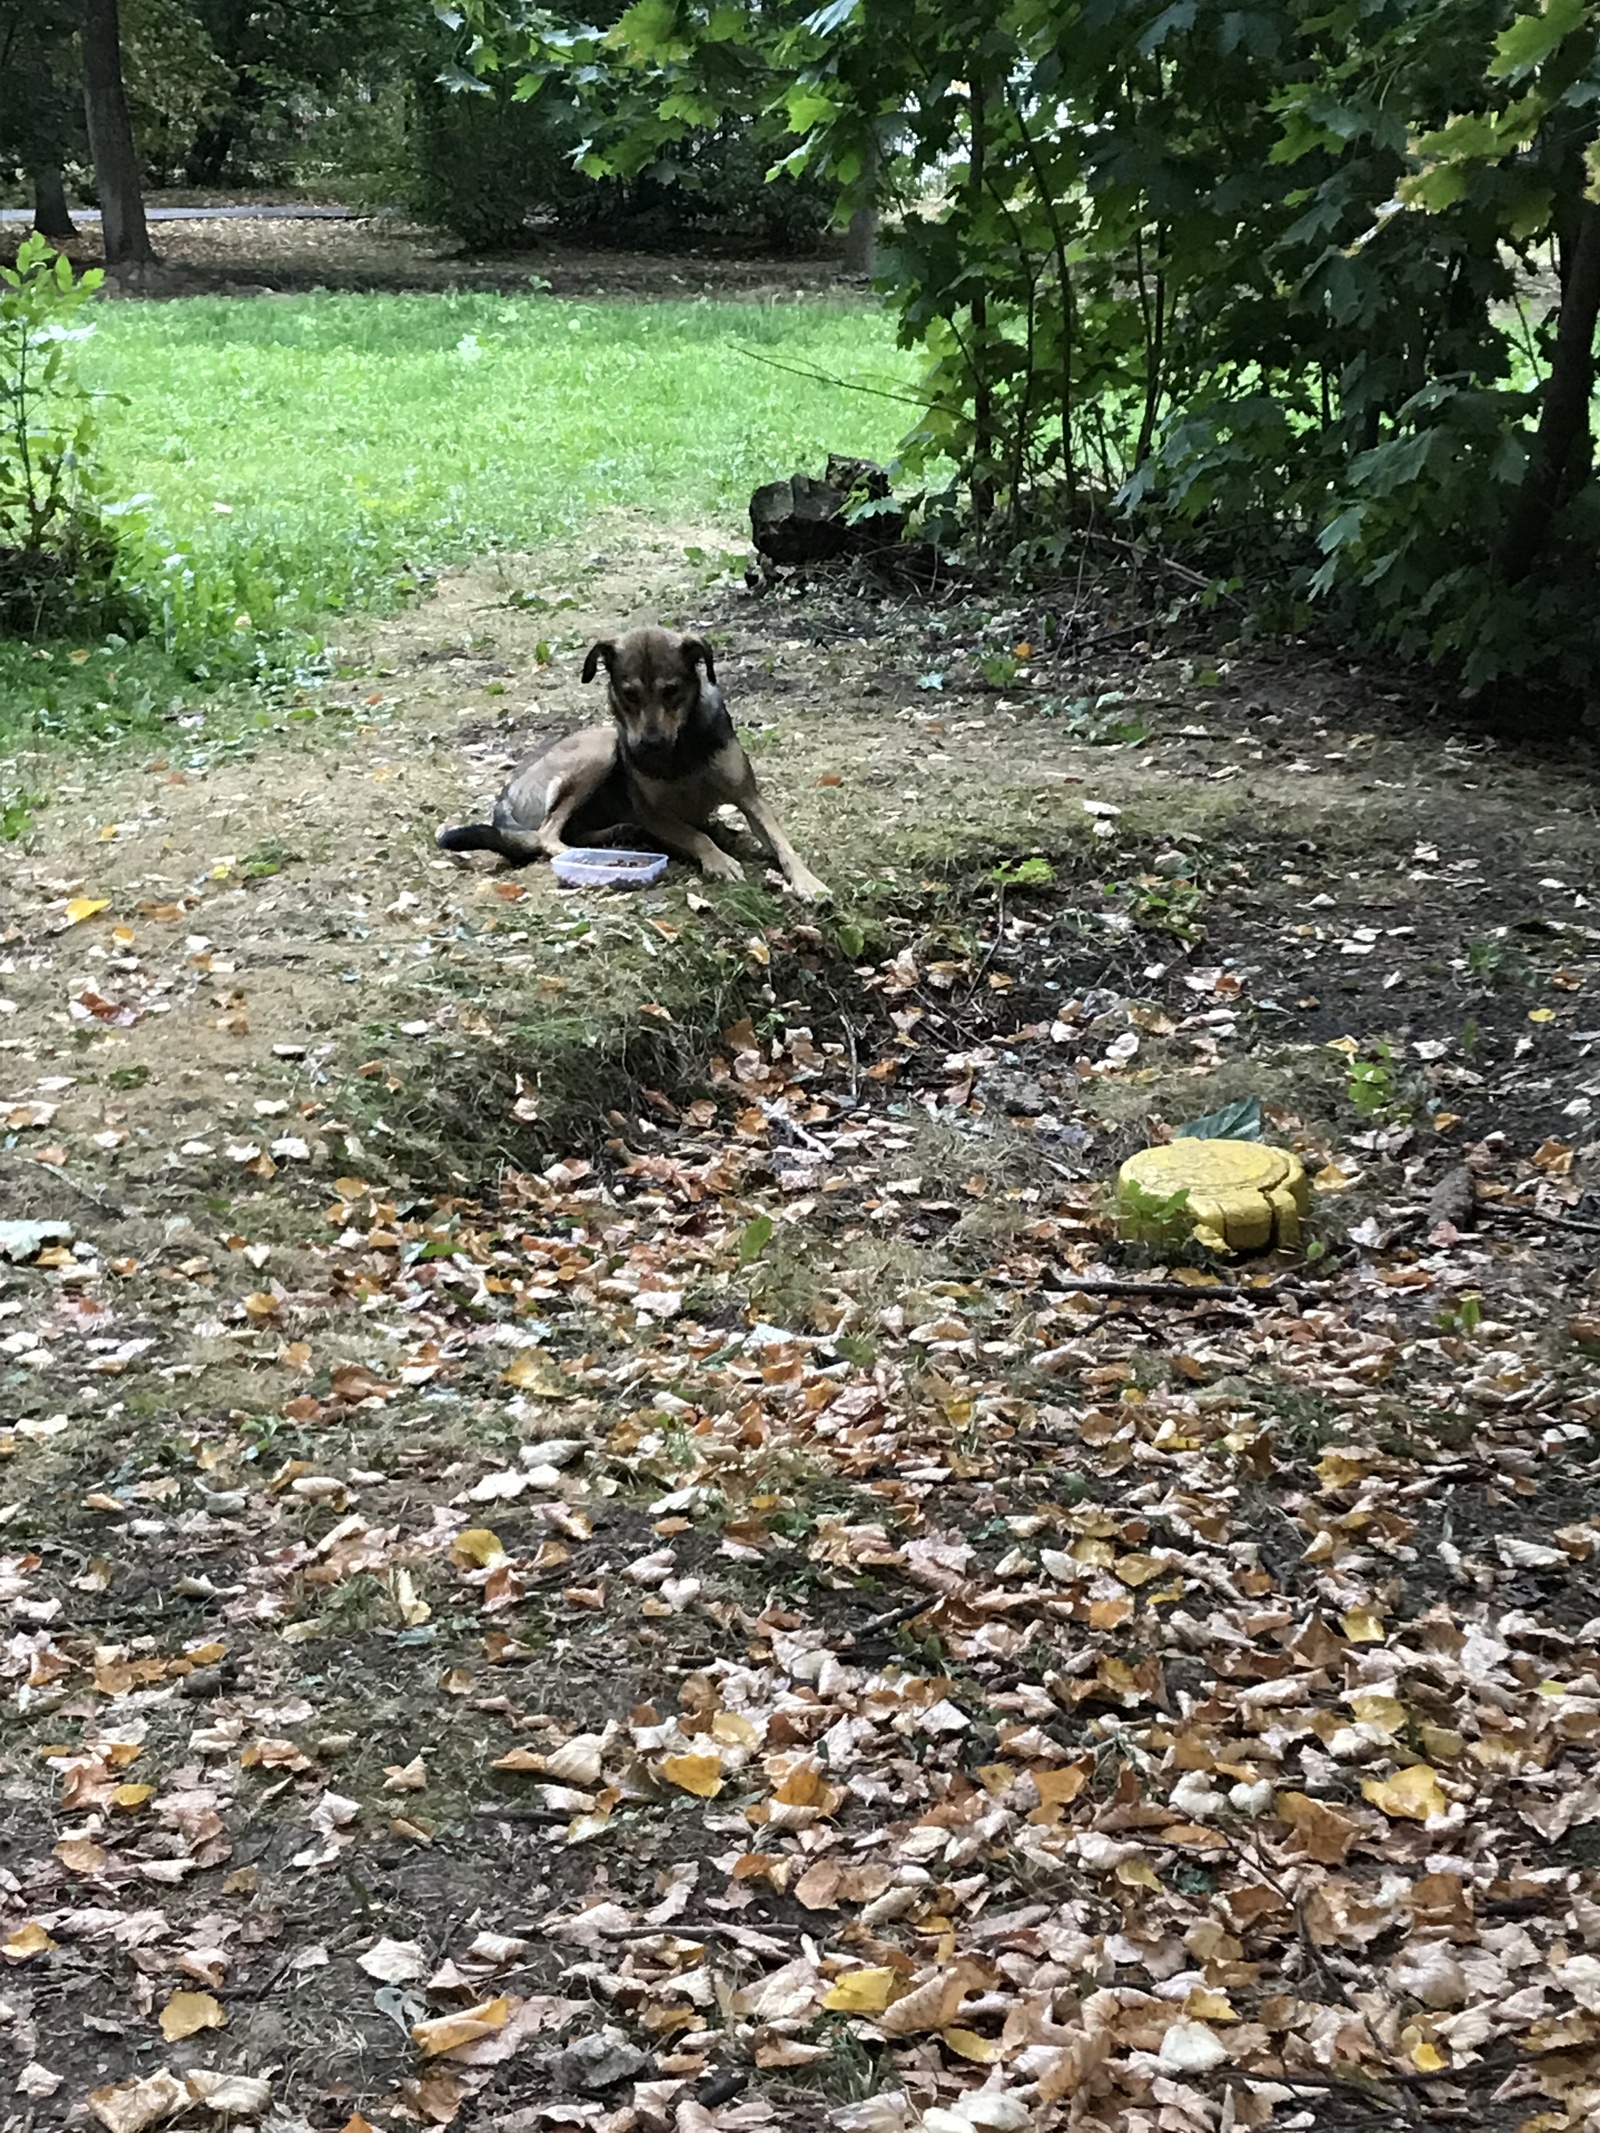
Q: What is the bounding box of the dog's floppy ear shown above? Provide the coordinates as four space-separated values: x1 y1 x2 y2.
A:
581 640 615 684
680 635 717 685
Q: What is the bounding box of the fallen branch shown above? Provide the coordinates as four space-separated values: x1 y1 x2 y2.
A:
1044 1273 1289 1303
846 1594 935 1642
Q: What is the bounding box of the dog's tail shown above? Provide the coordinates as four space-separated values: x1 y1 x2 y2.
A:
435 822 546 865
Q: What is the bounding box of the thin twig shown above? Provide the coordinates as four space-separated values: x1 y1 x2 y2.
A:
731 343 937 412
968 883 1007 997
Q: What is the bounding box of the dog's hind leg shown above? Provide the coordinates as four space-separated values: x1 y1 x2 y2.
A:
435 820 550 865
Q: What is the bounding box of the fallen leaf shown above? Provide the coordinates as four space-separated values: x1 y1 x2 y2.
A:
159 1989 227 2041
358 1936 426 1983
823 1966 899 2014
2 1919 56 1962
661 1753 723 1798
88 2071 188 2133
412 1994 512 2057
1362 1764 1449 1822
183 2071 274 2117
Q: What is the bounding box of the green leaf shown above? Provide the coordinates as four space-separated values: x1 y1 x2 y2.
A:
738 1213 774 1264
1174 1097 1264 1142
836 919 866 957
1489 0 1587 80
802 0 860 32
785 86 837 132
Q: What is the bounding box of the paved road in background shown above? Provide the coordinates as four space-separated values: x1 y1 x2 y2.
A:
0 203 357 225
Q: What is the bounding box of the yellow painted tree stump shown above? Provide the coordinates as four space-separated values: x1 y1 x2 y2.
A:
1117 1139 1310 1254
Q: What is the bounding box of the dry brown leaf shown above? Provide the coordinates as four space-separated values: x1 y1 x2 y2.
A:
875 1965 975 2037
412 1995 511 2057
88 2072 188 2133
1277 1789 1365 1864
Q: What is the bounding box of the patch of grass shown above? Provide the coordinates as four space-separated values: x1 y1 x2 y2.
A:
120 297 888 620
2 291 905 748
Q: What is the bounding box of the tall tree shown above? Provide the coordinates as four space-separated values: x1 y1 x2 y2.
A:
81 0 155 270
0 0 84 238
31 167 78 240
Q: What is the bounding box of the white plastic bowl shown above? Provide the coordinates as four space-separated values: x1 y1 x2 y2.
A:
550 847 669 890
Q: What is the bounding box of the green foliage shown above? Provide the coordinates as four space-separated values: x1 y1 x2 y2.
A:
456 0 1600 703
0 237 129 636
990 855 1055 888
1435 1292 1484 1336
1128 876 1206 942
0 784 44 841
1175 1096 1263 1142
737 1212 774 1264
410 52 583 248
1346 1041 1408 1121
0 0 83 181
1116 1175 1193 1251
0 289 902 742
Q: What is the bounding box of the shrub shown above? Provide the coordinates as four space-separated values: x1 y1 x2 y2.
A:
409 66 583 250
0 235 131 637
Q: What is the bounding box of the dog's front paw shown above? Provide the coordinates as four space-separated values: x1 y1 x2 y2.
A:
785 867 833 904
700 850 746 884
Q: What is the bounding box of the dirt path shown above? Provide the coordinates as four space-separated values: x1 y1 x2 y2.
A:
4 527 1600 2133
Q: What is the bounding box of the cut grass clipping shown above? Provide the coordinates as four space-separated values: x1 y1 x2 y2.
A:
1 291 906 749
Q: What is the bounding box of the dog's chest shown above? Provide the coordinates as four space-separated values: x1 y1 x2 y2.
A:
631 740 748 823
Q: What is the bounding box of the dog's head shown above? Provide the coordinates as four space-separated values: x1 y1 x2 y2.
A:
581 627 716 772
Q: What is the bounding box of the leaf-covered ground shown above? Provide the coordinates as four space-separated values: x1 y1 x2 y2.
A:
4 525 1600 2133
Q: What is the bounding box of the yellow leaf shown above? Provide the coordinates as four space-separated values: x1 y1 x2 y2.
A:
64 897 110 927
1114 1854 1162 1891
2 1919 56 1962
1529 1007 1555 1023
1313 1162 1351 1191
160 1990 227 2041
1342 1607 1386 1643
943 2026 1001 2063
1184 1988 1238 2021
823 1966 898 2014
661 1753 723 1799
412 1995 511 2057
1114 1553 1163 1587
501 1351 566 1396
711 1711 759 1748
450 1527 507 1569
1362 1763 1448 1822
1348 1693 1406 1733
110 1783 154 1811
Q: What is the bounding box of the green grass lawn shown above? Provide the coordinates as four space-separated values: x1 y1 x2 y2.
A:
1 288 910 754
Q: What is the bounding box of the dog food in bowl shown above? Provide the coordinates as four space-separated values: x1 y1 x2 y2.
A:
550 847 669 890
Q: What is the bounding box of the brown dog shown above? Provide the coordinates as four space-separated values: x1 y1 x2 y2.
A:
436 627 830 901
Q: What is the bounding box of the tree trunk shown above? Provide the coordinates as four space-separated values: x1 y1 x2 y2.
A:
81 0 155 270
842 199 878 277
30 167 78 241
1500 196 1600 585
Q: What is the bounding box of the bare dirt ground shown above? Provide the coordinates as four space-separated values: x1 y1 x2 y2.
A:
0 204 855 302
4 520 1600 2133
